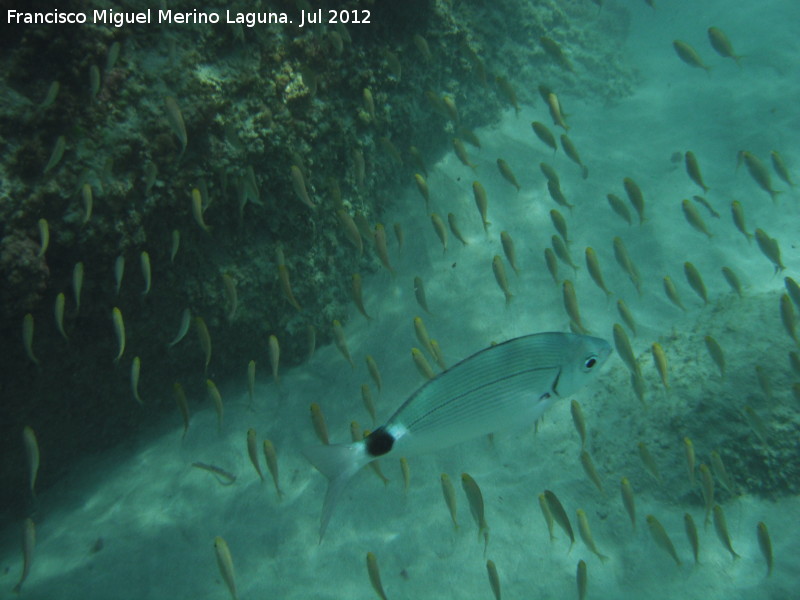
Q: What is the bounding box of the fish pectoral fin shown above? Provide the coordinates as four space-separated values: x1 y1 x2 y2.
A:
551 367 562 396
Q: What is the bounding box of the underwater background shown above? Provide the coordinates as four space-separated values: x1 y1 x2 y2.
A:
1 0 798 598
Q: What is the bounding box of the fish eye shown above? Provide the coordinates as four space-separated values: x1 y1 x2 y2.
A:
583 356 598 370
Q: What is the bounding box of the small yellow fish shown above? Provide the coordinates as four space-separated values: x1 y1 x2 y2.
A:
51 292 68 341
685 151 710 193
414 173 430 212
562 280 585 332
246 428 263 481
496 159 521 191
684 513 700 564
757 521 772 576
373 224 394 274
540 36 573 71
708 27 743 66
473 181 491 231
540 162 560 187
710 450 735 494
550 209 569 244
613 323 640 378
81 183 93 225
704 335 725 377
620 477 636 529
577 559 587 600
617 299 637 337
673 40 711 74
413 316 435 360
681 199 712 238
729 200 753 242
683 437 695 487
552 235 578 272
22 426 39 495
207 379 223 433
130 356 143 405
332 319 355 368
400 457 410 492
532 121 557 152
195 317 211 372
646 515 681 566
742 405 769 444
114 255 125 296
36 218 49 258
364 355 382 392
191 188 210 233
140 251 152 295
441 473 459 529
607 194 632 225
651 342 669 389
612 237 640 294
72 261 84 314
268 334 280 383
430 213 448 253
570 399 586 449
310 402 329 445
492 255 513 305
290 165 314 209
500 231 519 274
637 441 661 484
754 228 785 273
770 150 794 187
462 473 490 553
446 213 469 247
538 493 556 541
164 96 187 152
337 210 363 256
22 313 41 366
362 87 375 122
411 347 435 380
351 273 371 320
743 151 781 201
584 248 611 299
684 262 708 304
721 266 743 297
221 273 237 321
548 179 574 210
43 134 66 173
366 552 388 600
213 536 238 600
623 178 645 224
576 508 608 563
361 383 376 424
713 504 739 559
393 222 403 251
780 293 797 344
546 92 569 130
486 560 501 600
580 450 604 495
699 463 715 524
561 134 589 178
494 75 519 114
453 138 476 170
111 307 125 362
662 275 686 311
12 518 35 594
278 264 302 312
169 229 180 262
263 440 283 499
544 247 559 285
544 489 574 549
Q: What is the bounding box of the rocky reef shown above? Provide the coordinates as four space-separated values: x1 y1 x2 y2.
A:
0 0 634 521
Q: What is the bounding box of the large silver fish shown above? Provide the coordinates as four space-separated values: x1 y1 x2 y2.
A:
304 332 612 538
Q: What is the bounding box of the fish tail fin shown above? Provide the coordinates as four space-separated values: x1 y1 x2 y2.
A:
303 441 370 541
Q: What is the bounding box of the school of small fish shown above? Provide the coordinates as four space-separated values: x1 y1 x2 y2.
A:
9 3 797 599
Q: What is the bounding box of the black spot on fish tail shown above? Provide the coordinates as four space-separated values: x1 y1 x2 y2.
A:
365 427 394 457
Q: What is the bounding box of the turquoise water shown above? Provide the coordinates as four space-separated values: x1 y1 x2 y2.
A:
2 0 799 598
